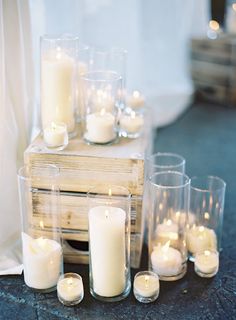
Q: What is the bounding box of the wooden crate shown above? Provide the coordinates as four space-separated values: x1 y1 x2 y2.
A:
24 126 153 268
190 35 236 106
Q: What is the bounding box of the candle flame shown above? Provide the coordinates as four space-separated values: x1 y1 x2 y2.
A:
204 250 211 256
199 226 205 232
162 240 170 252
56 46 62 59
39 220 44 229
166 219 172 226
131 111 136 119
36 237 46 248
209 20 220 31
204 212 210 220
67 278 73 286
100 108 106 116
108 188 112 196
144 275 149 287
175 211 180 219
133 90 140 98
105 209 109 219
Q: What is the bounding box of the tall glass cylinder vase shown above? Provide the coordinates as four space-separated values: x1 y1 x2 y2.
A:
90 47 127 109
18 165 63 293
76 43 91 122
149 171 190 281
187 176 226 261
41 34 79 137
81 71 122 145
87 185 131 302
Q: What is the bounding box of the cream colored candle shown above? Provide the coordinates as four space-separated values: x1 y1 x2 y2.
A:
134 274 159 298
120 111 144 134
43 122 68 148
88 206 126 297
194 250 219 276
41 49 75 133
86 109 116 143
22 232 62 290
151 241 182 277
187 226 217 254
126 91 145 109
155 219 179 247
57 275 84 303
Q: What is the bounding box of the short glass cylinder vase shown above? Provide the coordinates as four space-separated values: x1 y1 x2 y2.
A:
87 185 131 302
40 34 78 138
57 273 84 306
194 249 219 278
17 165 63 293
43 121 68 151
133 271 160 303
81 71 122 145
149 171 190 281
187 176 226 261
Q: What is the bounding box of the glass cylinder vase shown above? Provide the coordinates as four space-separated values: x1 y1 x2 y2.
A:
17 165 63 292
187 176 226 261
40 34 78 137
149 171 190 281
81 71 122 145
87 185 131 302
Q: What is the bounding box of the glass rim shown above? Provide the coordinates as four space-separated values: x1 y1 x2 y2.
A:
134 270 159 280
150 170 190 189
41 34 79 42
81 70 122 83
191 175 226 193
147 152 186 169
58 272 83 282
90 46 127 56
18 164 60 181
87 184 131 198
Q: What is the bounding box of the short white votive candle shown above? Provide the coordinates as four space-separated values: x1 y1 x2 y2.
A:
85 109 116 144
194 250 219 278
126 91 145 109
151 241 183 279
120 111 144 136
57 273 84 306
187 226 217 258
133 271 160 303
43 122 68 150
22 232 62 291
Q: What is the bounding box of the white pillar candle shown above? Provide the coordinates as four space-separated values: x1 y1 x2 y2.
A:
194 250 219 276
120 111 144 134
41 49 75 133
88 206 126 297
187 226 217 254
22 232 62 290
151 241 182 277
155 219 179 247
57 274 84 304
43 122 68 148
86 109 116 143
134 274 159 298
126 91 145 109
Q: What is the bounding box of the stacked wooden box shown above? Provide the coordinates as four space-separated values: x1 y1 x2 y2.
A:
191 35 236 106
24 126 153 268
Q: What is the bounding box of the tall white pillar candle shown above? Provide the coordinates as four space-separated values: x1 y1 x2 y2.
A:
22 232 62 290
41 50 75 133
89 206 126 297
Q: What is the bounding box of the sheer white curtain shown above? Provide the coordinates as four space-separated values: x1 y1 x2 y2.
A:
0 0 209 274
0 0 34 274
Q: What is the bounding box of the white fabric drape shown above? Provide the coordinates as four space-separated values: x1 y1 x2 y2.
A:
0 0 34 274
